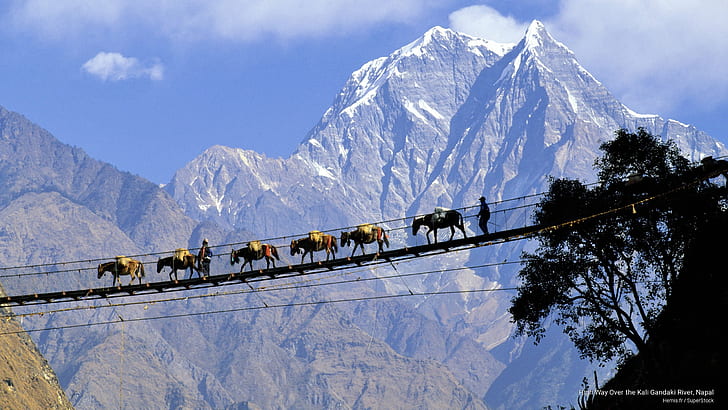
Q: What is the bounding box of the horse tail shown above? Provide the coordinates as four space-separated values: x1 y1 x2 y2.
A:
412 216 421 235
383 230 390 248
271 245 280 260
139 262 146 278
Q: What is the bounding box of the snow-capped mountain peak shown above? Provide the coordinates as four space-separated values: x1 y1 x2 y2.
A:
168 21 726 237
400 25 514 59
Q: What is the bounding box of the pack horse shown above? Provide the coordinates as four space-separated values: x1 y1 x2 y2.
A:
231 241 280 272
412 208 467 244
156 248 199 281
97 256 146 286
340 224 390 256
290 231 338 263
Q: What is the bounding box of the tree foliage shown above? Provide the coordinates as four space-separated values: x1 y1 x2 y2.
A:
509 128 725 364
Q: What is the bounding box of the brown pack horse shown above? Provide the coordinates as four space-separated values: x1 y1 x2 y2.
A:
97 257 145 286
157 252 199 281
412 209 467 244
231 243 280 272
340 225 390 256
290 232 338 264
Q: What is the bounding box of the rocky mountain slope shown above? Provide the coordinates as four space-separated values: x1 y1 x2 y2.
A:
0 285 72 409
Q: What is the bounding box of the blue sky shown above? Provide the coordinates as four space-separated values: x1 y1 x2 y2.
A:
1 0 727 184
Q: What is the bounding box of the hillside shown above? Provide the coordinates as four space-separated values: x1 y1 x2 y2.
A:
0 286 72 409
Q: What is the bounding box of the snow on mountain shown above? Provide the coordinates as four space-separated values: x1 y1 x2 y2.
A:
168 21 722 235
165 20 728 408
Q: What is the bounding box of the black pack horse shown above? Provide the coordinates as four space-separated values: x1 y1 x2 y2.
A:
230 244 280 272
412 209 467 244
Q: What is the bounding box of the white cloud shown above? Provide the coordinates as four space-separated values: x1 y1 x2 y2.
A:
5 0 442 42
82 52 164 82
448 5 527 43
545 0 728 114
447 1 728 118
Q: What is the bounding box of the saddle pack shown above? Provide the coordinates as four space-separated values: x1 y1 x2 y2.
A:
248 240 262 252
308 230 332 248
248 240 272 257
357 223 382 240
433 207 450 223
174 248 191 263
115 255 131 269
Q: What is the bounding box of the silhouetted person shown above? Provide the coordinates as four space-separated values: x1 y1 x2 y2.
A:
198 238 213 275
478 196 490 234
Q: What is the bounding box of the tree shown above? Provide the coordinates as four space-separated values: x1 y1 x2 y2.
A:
509 128 724 364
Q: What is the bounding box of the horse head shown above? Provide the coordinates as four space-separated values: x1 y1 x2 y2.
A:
230 249 240 266
97 263 105 279
156 258 165 274
340 231 350 247
412 216 426 235
290 239 300 256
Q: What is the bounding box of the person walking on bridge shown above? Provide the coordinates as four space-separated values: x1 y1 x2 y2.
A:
198 238 213 276
478 196 490 235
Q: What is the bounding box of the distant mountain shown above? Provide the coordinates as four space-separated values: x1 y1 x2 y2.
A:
165 20 727 408
167 22 722 235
